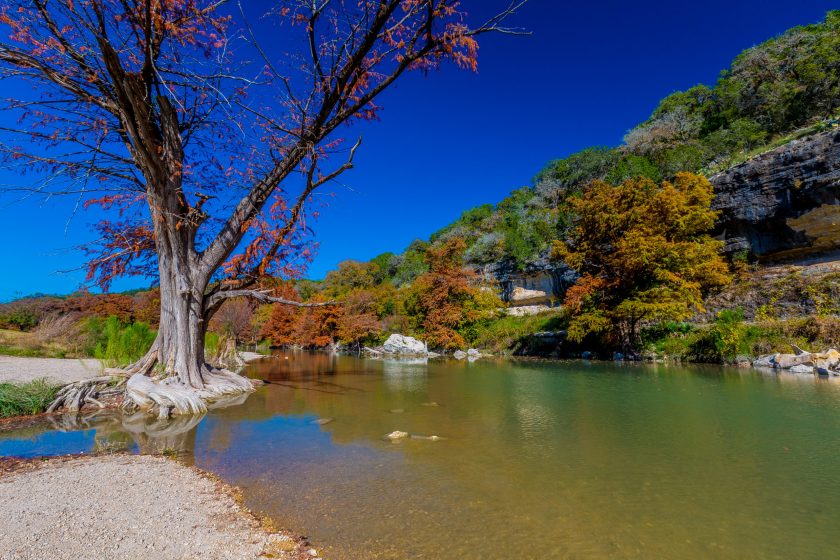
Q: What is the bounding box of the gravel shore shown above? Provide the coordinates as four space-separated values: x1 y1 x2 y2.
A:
0 454 315 560
0 356 103 385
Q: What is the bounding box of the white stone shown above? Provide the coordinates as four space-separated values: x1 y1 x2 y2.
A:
752 354 778 368
789 364 815 374
504 304 551 317
510 286 549 303
382 334 427 355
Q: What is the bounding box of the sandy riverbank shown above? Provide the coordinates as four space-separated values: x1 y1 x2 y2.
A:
0 454 318 560
0 356 104 385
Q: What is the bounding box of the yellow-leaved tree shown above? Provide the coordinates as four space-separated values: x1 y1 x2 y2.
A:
552 172 732 353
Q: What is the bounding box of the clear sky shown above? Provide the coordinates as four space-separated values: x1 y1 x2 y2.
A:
0 1 835 301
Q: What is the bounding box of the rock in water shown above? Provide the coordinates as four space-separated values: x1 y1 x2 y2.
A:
382 334 428 355
790 364 815 374
384 431 409 441
453 350 467 360
311 418 334 425
411 435 443 441
773 353 813 369
753 354 778 368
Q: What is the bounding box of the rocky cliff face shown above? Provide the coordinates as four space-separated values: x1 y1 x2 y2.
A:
478 257 575 306
710 129 840 259
490 129 840 304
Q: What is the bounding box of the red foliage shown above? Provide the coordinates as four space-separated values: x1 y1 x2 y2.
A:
208 298 257 343
64 290 136 322
0 0 512 297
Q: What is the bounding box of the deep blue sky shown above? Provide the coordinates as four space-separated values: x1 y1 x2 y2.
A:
0 1 836 300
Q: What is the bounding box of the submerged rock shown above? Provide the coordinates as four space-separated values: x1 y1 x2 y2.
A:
411 435 443 441
384 431 409 441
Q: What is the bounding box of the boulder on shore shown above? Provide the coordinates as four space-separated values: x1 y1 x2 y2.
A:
382 334 428 356
752 354 779 368
773 353 813 369
752 347 840 376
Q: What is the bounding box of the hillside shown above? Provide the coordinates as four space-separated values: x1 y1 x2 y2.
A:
328 10 839 285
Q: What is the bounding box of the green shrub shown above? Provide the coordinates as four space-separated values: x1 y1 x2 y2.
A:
467 310 567 354
204 331 221 359
86 316 157 367
0 308 38 331
0 379 59 418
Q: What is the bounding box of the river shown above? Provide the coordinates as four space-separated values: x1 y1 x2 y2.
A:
2 352 839 559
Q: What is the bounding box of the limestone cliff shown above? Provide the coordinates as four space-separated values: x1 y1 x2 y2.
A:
710 129 840 259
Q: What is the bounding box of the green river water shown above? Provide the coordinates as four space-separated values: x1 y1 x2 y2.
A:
2 352 839 559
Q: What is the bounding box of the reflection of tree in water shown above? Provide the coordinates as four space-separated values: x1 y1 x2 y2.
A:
245 351 343 382
43 392 254 461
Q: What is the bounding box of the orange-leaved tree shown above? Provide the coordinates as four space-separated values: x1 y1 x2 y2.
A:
406 237 500 349
552 172 732 353
0 0 526 412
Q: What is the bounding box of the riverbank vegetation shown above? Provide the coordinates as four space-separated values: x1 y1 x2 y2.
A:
0 379 59 418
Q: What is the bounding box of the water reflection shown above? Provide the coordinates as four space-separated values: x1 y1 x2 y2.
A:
2 354 840 559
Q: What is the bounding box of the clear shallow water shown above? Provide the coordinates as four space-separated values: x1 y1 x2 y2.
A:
2 353 840 559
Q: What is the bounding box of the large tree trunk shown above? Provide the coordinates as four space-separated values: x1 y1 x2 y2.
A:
123 221 255 417
156 247 208 388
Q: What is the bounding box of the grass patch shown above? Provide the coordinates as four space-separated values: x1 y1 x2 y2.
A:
0 379 60 418
467 309 567 354
0 329 68 358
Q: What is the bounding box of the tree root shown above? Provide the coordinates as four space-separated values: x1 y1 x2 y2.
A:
47 362 256 418
126 366 257 418
47 376 127 414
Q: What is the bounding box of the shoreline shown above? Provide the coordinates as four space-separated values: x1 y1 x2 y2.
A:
0 452 320 560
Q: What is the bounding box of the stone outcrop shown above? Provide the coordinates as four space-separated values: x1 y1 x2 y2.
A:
504 304 552 317
710 129 840 259
753 348 840 375
381 334 428 355
478 256 576 305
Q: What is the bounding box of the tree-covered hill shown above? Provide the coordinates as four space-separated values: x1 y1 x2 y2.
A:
361 10 840 277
